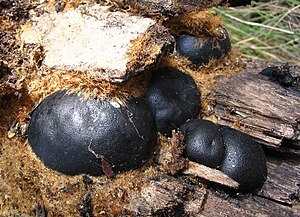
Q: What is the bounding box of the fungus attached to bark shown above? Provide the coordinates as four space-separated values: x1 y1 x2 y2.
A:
28 90 157 176
219 127 267 192
180 119 225 168
146 67 201 136
260 66 295 87
175 27 231 65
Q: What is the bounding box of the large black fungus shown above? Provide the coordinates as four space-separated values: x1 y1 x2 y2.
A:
219 127 267 192
175 27 231 65
28 91 157 176
180 119 225 168
146 67 201 136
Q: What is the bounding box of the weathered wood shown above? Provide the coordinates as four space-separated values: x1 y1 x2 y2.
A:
120 0 222 15
125 153 300 216
183 161 239 189
210 59 300 151
21 5 173 83
112 0 252 15
256 155 300 206
202 190 300 217
126 175 186 216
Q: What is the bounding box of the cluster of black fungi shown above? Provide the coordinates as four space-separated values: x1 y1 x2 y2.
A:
28 27 267 192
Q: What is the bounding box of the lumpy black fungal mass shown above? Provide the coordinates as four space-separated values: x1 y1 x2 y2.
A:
260 66 295 87
175 27 231 65
180 119 225 168
219 127 267 192
28 91 158 176
146 67 201 136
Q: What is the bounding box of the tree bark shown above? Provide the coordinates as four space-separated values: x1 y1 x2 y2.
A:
209 59 300 154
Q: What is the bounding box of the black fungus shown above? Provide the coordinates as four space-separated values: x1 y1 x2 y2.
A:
175 27 231 65
260 65 295 87
28 90 157 176
146 67 201 136
226 0 252 7
180 119 225 168
219 127 267 192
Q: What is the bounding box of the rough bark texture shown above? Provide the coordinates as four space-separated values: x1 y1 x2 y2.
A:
125 60 300 216
126 154 300 217
126 155 300 216
120 0 222 15
209 59 300 153
115 0 253 15
202 190 300 217
126 175 186 216
257 155 300 206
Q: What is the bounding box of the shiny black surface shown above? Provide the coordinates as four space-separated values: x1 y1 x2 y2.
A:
146 67 201 136
180 120 225 168
220 127 267 192
28 91 157 176
175 28 231 65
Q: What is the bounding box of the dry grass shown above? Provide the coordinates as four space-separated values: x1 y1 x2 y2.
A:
214 0 300 64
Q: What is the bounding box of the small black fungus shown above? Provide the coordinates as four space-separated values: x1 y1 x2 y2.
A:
146 67 201 136
180 119 225 168
260 66 295 87
175 27 231 65
28 90 157 176
226 0 252 7
219 127 267 192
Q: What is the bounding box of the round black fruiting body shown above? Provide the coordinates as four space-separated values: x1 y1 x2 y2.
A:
146 67 201 136
28 90 158 176
219 127 268 192
180 119 225 168
175 27 231 65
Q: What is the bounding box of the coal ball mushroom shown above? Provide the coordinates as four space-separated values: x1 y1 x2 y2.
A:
180 119 225 168
219 127 268 192
146 67 201 137
28 90 158 176
175 27 231 65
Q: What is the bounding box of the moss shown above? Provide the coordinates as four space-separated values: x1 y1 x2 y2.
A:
164 10 223 38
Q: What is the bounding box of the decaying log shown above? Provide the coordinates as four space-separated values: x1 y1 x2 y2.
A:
126 175 186 216
202 190 300 217
125 60 300 216
126 174 210 216
111 0 253 15
21 5 173 83
184 152 299 215
115 0 223 15
125 154 300 216
210 59 300 152
257 155 300 206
